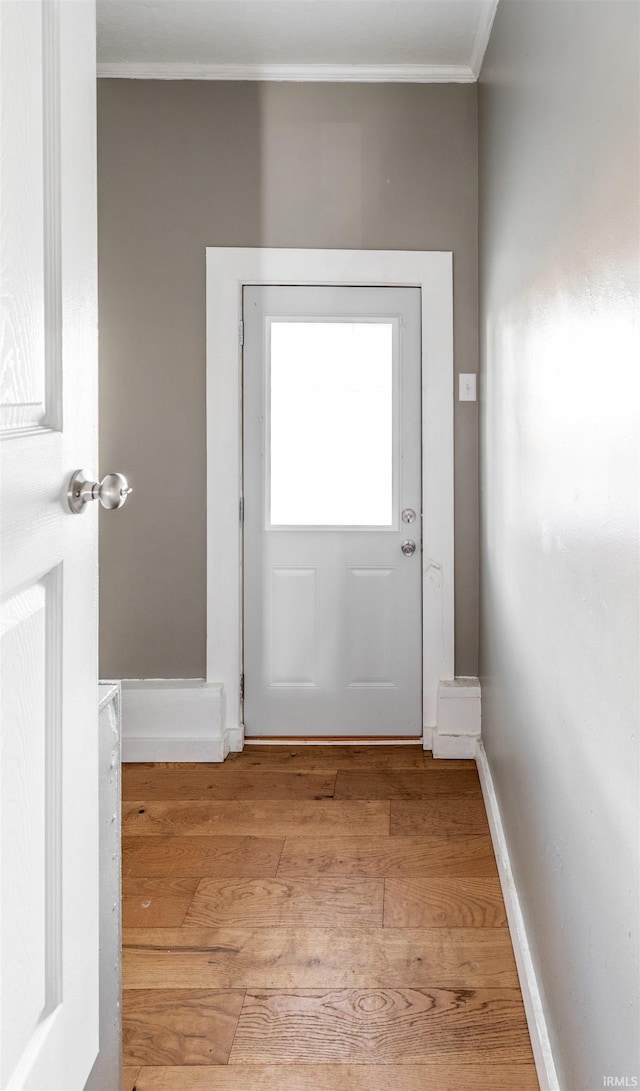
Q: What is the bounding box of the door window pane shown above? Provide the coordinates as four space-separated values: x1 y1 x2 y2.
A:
269 321 394 526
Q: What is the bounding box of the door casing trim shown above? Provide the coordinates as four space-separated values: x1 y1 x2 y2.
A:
206 247 454 748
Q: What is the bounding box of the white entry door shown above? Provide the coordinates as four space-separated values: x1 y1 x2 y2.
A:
0 2 101 1088
243 285 422 738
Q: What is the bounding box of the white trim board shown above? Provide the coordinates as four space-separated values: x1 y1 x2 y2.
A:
120 679 242 762
206 247 455 749
97 62 476 83
469 0 499 78
433 676 481 758
247 738 428 747
476 741 560 1091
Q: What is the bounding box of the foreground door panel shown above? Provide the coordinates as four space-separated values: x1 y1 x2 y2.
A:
0 2 100 1087
243 285 422 738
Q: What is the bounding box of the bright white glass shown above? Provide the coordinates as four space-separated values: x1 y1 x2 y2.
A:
269 321 394 526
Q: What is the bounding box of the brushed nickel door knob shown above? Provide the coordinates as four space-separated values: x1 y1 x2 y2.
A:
67 470 132 514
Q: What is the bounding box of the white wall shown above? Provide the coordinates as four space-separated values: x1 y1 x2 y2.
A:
479 3 639 1088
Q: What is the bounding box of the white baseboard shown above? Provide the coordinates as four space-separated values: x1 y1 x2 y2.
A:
476 741 560 1091
118 676 478 761
120 679 235 762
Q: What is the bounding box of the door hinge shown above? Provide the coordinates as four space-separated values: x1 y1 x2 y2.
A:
239 495 244 522
240 674 244 701
238 321 244 346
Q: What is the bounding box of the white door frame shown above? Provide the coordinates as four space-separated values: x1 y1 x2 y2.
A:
206 247 454 749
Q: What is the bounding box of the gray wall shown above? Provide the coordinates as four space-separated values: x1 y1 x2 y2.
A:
479 4 639 1089
97 81 479 679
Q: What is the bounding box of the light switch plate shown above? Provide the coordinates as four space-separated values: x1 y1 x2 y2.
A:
459 373 477 401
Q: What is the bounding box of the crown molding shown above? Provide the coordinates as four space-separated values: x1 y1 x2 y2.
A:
470 0 499 78
96 61 477 83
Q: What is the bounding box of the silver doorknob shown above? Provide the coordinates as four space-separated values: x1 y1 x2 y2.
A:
67 469 132 514
401 539 416 557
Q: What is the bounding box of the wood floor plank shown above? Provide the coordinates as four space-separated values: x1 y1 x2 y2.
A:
122 799 389 838
133 1063 540 1090
228 988 534 1065
384 878 508 928
122 765 336 801
334 769 482 799
122 836 283 878
122 926 517 989
277 835 498 878
123 989 245 1066
184 877 384 927
122 1067 140 1091
234 745 427 771
390 798 491 838
122 878 199 928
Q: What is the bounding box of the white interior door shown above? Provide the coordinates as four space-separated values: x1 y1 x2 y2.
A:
243 285 422 738
0 2 100 1087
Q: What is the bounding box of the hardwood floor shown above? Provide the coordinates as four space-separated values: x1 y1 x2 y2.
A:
122 746 539 1091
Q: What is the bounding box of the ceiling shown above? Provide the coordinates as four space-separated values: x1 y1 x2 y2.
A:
96 0 498 81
